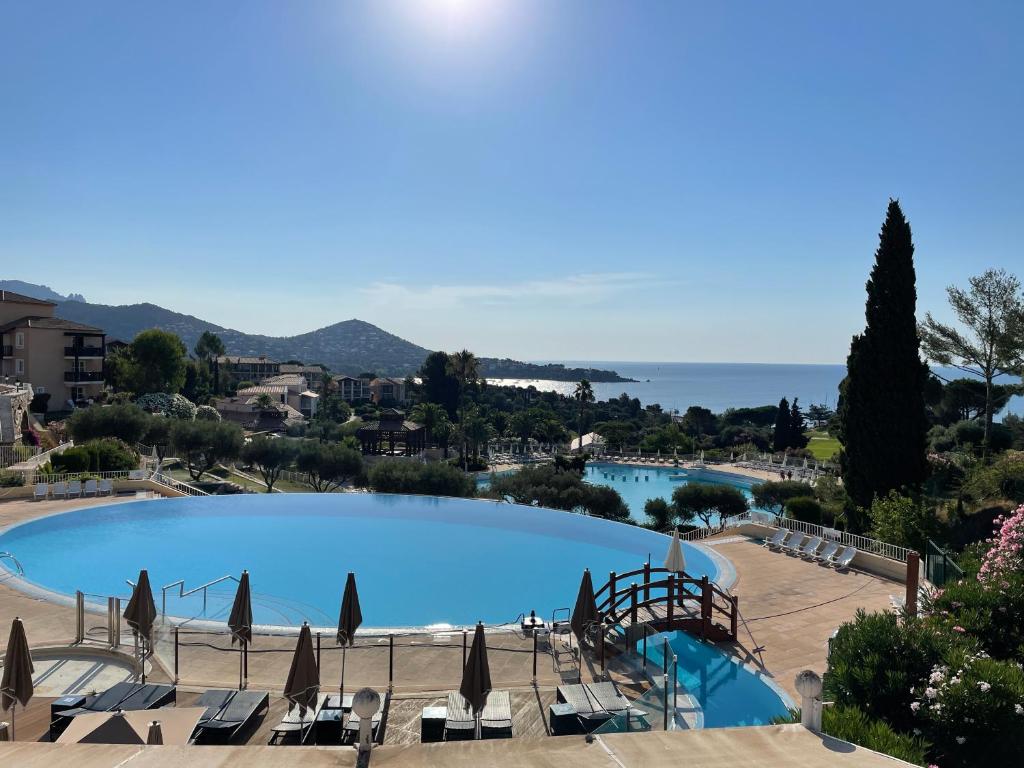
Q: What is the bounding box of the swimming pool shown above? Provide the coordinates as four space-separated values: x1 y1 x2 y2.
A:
643 630 792 728
0 493 720 629
583 462 763 522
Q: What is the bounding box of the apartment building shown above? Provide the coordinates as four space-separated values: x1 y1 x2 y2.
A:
333 375 371 403
0 291 106 407
215 355 280 384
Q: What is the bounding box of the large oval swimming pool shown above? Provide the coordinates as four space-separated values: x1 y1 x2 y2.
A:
0 493 720 629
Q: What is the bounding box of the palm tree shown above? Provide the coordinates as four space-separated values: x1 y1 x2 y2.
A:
446 350 480 469
411 402 449 449
573 379 595 453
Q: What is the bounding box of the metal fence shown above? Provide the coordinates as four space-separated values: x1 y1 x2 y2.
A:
924 539 965 586
726 510 912 562
0 445 41 469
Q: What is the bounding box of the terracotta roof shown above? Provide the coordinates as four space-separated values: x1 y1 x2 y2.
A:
0 290 56 307
0 315 103 333
236 385 288 396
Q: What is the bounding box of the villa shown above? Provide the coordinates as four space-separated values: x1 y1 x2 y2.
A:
237 374 319 419
334 374 372 403
0 290 106 408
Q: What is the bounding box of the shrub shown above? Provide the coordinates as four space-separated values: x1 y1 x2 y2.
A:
29 392 50 414
370 460 476 498
964 452 1024 506
51 446 92 473
67 404 151 445
241 437 299 493
644 498 674 531
671 483 747 527
910 652 1024 768
785 496 823 524
868 491 938 552
827 610 950 733
820 705 929 766
171 420 243 480
751 480 813 513
194 405 221 422
0 471 25 488
51 439 139 473
135 392 197 421
927 572 1024 662
487 464 627 519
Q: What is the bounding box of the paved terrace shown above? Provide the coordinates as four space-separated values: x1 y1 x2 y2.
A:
0 495 898 759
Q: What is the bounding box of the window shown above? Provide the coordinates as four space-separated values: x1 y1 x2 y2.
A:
14 332 24 349
35 386 46 394
14 358 24 374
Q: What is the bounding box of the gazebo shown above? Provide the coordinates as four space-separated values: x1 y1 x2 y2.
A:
356 409 427 456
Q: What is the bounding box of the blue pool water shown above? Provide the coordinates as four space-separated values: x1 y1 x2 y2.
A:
583 463 762 522
645 631 791 727
0 493 719 629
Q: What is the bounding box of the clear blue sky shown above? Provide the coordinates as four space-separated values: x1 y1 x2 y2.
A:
1 1 1020 364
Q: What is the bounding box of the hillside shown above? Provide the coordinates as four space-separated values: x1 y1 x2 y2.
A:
3 281 631 381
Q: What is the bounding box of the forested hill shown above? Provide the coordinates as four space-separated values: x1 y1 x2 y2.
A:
3 281 629 381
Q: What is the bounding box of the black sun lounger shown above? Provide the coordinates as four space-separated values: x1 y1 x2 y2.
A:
444 691 513 741
50 682 176 740
193 689 270 742
556 681 628 732
268 693 328 745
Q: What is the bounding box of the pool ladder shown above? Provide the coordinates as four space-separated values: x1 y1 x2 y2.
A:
0 551 24 576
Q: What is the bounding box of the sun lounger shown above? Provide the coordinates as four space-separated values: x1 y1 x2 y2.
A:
98 478 113 496
269 692 327 745
556 682 629 732
67 480 82 498
344 692 387 743
51 481 68 499
83 479 98 497
763 528 789 550
193 689 270 742
50 682 176 740
813 541 840 564
33 482 48 501
781 532 806 554
444 690 512 740
797 536 823 559
584 681 629 714
830 546 857 571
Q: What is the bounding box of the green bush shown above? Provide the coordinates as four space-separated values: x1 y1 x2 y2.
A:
194 405 221 422
369 459 476 498
0 471 25 488
51 439 139 473
821 705 929 766
751 480 813 512
51 446 92 473
868 491 938 551
827 610 950 733
927 571 1024 662
911 652 1024 768
785 496 823 524
67 404 151 444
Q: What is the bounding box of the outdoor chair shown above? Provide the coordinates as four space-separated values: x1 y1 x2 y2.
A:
67 480 82 498
83 479 98 496
268 693 327 745
33 482 48 501
830 547 857 572
781 532 807 555
50 682 176 741
797 536 823 559
51 481 68 499
98 478 113 496
193 688 270 743
813 541 840 564
763 528 789 550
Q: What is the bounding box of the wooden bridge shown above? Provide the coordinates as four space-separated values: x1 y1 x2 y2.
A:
594 564 739 645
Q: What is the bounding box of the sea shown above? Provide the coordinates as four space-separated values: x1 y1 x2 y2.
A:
489 361 1022 417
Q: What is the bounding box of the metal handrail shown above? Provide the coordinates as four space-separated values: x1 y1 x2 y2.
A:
151 471 209 497
161 574 239 618
0 552 24 576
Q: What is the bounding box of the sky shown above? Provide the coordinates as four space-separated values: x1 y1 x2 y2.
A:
1 1 1021 364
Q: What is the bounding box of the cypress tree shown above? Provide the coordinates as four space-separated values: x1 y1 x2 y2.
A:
837 200 929 511
772 397 790 452
789 398 808 449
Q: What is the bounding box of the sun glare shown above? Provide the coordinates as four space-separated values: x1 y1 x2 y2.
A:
410 0 504 38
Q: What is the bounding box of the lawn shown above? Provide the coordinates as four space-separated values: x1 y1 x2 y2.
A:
805 430 840 461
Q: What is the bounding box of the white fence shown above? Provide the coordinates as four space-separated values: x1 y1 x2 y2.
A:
0 445 42 469
725 510 911 562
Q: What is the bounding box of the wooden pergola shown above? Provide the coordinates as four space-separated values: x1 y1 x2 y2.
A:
356 410 426 456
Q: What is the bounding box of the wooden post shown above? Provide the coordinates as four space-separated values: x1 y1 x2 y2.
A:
667 575 675 627
700 576 710 640
316 632 322 673
388 634 394 690
532 631 538 683
598 612 605 672
609 571 617 610
462 629 468 668
730 595 739 640
630 583 638 624
906 551 920 618
643 562 650 603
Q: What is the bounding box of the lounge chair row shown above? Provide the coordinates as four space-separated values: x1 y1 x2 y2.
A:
267 692 386 746
763 528 857 571
551 681 649 735
33 479 114 501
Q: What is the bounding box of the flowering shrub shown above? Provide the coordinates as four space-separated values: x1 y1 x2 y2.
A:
910 652 1024 767
978 503 1024 584
134 393 197 421
927 574 1024 662
194 405 222 422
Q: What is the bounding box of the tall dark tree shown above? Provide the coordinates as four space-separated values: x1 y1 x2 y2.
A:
788 398 808 449
837 200 929 510
418 351 460 417
772 397 791 452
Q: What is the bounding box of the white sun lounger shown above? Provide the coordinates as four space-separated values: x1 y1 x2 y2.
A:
781 532 807 554
51 481 68 499
797 536 823 559
83 479 98 496
830 547 857 571
97 478 113 496
67 480 82 498
813 541 841 564
763 529 790 550
33 483 49 501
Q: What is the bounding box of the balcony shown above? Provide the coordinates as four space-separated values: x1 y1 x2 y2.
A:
64 346 105 358
0 345 11 357
64 370 105 383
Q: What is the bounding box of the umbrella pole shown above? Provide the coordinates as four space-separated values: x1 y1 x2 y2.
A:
142 637 147 684
340 645 346 700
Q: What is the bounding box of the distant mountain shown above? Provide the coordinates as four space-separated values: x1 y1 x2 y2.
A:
0 279 85 303
4 280 631 381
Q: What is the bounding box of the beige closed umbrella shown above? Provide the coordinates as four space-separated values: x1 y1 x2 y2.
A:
227 571 253 690
284 623 319 717
1 617 34 740
664 528 686 573
123 570 157 684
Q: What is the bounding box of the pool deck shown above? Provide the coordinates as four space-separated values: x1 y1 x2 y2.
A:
0 495 899 761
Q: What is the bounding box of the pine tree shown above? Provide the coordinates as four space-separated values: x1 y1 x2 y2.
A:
789 398 808 449
837 200 929 511
772 397 790 452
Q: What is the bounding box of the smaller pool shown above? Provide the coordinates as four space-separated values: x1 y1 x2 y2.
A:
644 631 791 728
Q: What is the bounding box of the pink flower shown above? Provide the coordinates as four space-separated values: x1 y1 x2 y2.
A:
953 626 966 633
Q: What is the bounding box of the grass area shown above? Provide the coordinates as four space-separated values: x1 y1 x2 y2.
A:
806 430 840 461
